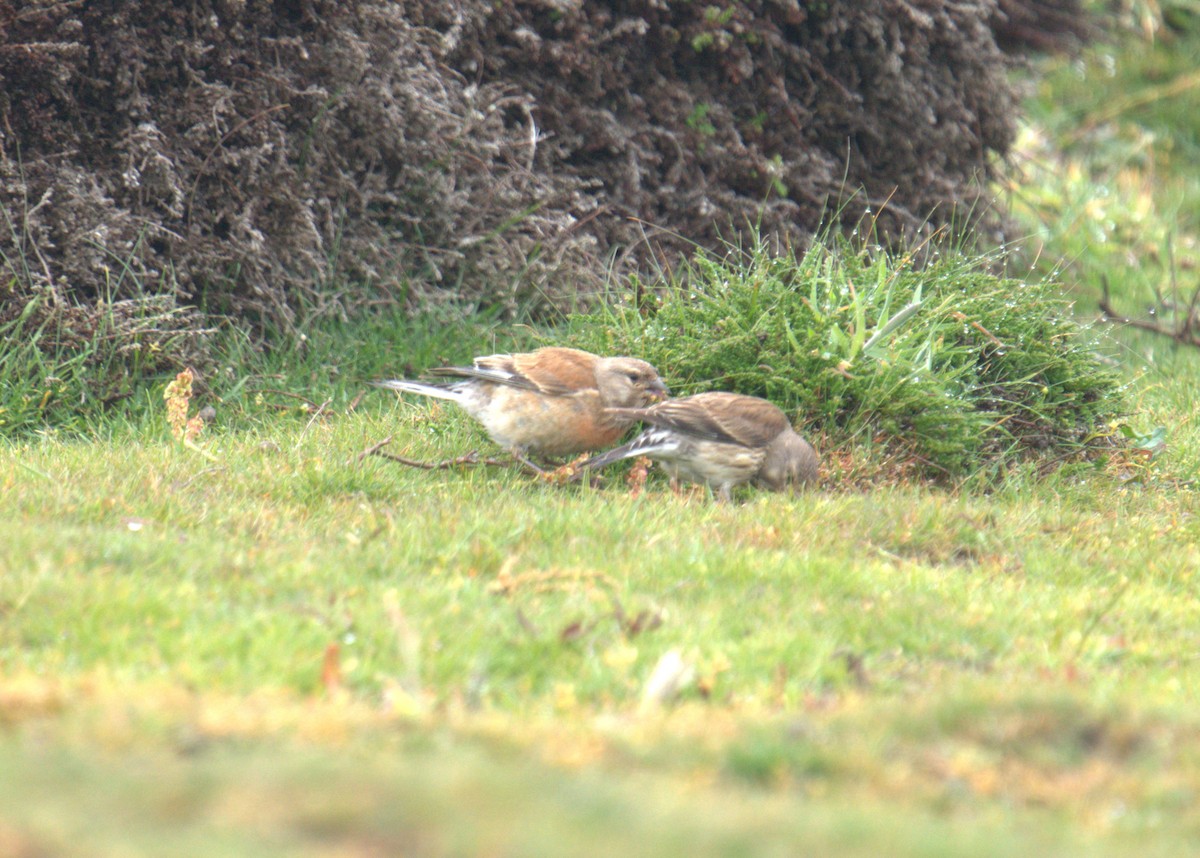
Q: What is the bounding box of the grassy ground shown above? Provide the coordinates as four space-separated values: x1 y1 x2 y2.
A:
5 409 1200 856
5 17 1200 858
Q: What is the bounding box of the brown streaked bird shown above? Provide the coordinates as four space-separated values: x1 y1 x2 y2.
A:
371 347 668 467
580 392 818 501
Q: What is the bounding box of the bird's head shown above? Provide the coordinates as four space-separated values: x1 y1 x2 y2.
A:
756 427 819 492
595 357 669 408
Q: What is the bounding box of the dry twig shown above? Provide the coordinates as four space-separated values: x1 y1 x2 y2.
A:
1098 276 1200 347
356 436 520 471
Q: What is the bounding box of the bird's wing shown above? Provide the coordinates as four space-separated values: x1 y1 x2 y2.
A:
637 393 789 448
428 347 597 396
579 428 682 471
508 348 599 396
426 359 532 389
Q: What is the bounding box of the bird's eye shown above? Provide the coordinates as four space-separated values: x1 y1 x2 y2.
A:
626 372 642 382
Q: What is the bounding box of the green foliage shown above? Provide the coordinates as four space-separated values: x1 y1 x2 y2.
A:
685 102 717 136
0 288 201 436
1097 0 1200 38
559 239 1125 477
1001 25 1200 481
213 301 516 424
1009 27 1200 325
0 293 513 439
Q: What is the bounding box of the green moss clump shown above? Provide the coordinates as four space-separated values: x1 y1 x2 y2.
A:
560 240 1124 478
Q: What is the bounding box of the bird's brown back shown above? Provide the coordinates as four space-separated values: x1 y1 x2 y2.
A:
506 347 601 396
612 392 791 448
436 347 600 396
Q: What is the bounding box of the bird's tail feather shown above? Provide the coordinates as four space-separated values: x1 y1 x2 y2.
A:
370 379 463 402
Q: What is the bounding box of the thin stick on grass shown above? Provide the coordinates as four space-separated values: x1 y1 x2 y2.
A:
383 451 524 470
356 436 520 471
355 435 395 463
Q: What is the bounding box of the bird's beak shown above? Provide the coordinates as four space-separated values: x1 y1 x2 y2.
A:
649 381 670 403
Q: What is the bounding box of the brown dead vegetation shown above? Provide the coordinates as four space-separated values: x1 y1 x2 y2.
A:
0 0 1087 370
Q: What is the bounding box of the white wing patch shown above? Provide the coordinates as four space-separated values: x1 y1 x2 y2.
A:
625 428 684 458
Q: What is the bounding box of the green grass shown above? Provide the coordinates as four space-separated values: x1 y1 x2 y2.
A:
557 240 1124 479
1002 19 1200 485
6 12 1200 857
1006 23 1200 331
6 727 1174 858
3 387 1200 853
1 298 519 442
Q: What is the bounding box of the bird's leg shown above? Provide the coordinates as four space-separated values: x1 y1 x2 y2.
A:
510 449 547 476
